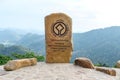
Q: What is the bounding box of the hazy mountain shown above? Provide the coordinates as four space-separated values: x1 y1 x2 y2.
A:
17 33 45 54
17 26 120 66
0 29 23 45
72 26 120 66
0 44 30 55
0 26 120 66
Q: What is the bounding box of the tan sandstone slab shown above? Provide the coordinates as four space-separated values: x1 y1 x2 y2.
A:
96 67 116 76
4 58 37 71
74 57 95 69
45 13 72 63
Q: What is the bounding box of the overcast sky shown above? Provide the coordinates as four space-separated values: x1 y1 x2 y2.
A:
0 0 120 34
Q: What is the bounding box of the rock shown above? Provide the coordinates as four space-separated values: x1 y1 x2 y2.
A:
45 13 73 63
74 57 95 69
96 67 116 76
4 58 37 71
116 60 120 68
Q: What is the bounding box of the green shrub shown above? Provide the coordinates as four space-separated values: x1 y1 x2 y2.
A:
94 62 109 67
35 55 45 61
0 52 45 65
0 54 13 65
12 52 45 62
113 64 117 68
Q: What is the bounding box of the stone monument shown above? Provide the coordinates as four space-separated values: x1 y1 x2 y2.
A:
45 13 72 63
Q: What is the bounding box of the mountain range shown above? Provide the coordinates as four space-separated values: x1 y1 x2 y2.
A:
0 26 120 66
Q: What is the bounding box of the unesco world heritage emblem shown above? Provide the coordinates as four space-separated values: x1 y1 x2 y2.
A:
52 20 68 37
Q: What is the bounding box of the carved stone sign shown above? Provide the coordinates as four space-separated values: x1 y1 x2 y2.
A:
45 13 72 63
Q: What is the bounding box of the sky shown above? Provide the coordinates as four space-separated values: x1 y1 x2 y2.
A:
0 0 120 34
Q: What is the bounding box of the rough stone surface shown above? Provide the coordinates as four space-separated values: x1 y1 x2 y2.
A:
45 13 72 63
0 62 119 80
96 67 116 76
116 60 120 68
0 69 8 76
4 58 37 71
74 57 95 69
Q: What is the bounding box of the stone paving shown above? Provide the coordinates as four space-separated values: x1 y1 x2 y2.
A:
0 62 120 80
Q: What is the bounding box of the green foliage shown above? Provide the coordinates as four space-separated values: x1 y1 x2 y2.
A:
12 52 45 62
113 65 117 68
94 62 109 67
0 52 45 65
0 54 13 65
35 55 45 62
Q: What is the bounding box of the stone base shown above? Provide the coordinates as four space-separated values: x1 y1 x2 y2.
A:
46 52 72 63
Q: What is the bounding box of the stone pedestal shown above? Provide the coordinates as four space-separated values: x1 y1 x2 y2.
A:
45 13 72 63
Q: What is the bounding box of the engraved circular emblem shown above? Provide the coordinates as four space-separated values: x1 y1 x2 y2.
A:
52 20 68 37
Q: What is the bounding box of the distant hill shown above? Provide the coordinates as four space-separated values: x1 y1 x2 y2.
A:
17 33 45 54
0 26 120 66
18 26 120 66
72 26 120 66
0 29 23 45
0 44 30 55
